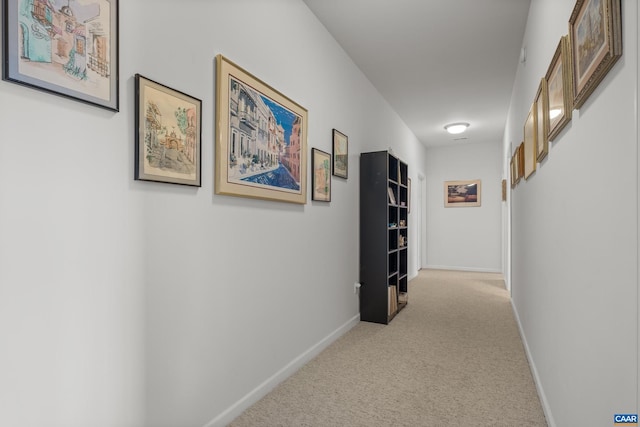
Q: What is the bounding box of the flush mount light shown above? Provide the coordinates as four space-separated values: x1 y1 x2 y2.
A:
444 122 470 135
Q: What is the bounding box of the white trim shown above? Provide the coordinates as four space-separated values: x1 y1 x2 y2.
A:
425 265 502 274
203 314 361 427
510 300 555 427
636 0 640 413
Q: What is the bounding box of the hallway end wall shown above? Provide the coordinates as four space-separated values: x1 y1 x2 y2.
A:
425 141 503 273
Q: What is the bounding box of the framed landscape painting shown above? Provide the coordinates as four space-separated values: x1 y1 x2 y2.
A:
311 148 331 202
332 128 348 179
545 36 572 141
135 74 202 186
569 0 622 109
444 180 481 208
2 0 119 111
215 55 308 204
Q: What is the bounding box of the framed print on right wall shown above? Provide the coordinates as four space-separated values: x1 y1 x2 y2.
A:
546 35 573 141
523 104 537 180
569 0 622 109
534 78 549 163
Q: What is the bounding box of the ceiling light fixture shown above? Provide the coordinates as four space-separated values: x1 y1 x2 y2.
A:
444 122 470 135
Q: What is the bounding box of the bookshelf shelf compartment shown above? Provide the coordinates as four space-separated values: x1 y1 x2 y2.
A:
360 150 409 324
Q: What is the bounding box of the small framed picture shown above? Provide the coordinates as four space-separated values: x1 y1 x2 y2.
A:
2 0 119 111
215 55 307 204
444 180 481 207
311 148 331 202
332 129 348 179
135 74 202 186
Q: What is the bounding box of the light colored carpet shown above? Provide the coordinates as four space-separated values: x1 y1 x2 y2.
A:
229 269 547 426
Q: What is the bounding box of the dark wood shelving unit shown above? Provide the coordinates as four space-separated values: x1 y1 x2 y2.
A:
359 150 408 324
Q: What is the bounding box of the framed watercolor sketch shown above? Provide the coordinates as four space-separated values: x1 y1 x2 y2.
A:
545 36 573 141
569 0 622 109
2 0 119 111
134 74 202 186
215 55 308 204
311 148 331 202
534 78 549 162
523 104 536 180
332 129 348 179
444 180 481 208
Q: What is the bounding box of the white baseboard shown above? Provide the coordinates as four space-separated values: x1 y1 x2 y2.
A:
425 264 502 274
510 300 556 427
203 313 361 427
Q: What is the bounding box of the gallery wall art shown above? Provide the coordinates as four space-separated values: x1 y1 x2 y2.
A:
3 0 119 111
215 55 308 204
311 148 331 202
569 0 622 109
134 74 202 186
444 180 481 208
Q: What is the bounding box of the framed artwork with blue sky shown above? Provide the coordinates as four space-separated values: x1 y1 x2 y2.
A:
215 55 308 204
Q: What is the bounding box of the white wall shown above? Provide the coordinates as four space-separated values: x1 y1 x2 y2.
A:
505 1 638 426
0 1 427 426
425 141 503 272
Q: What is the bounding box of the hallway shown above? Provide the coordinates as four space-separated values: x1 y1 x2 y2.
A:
229 269 547 426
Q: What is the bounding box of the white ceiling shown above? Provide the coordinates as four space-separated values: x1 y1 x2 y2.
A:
302 0 531 147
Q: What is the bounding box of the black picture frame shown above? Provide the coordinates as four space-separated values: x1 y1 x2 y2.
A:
135 74 202 187
2 0 120 111
332 129 348 179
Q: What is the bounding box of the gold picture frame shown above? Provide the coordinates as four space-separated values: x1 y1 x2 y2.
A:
215 55 308 204
444 180 481 208
534 78 549 163
569 0 622 109
311 148 331 202
546 36 573 141
517 142 525 181
524 105 537 180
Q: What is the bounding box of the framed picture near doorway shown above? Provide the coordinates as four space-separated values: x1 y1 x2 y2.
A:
2 0 120 111
444 180 481 207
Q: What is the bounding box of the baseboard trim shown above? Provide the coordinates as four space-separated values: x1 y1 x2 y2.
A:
510 300 556 427
203 313 361 427
425 264 502 274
